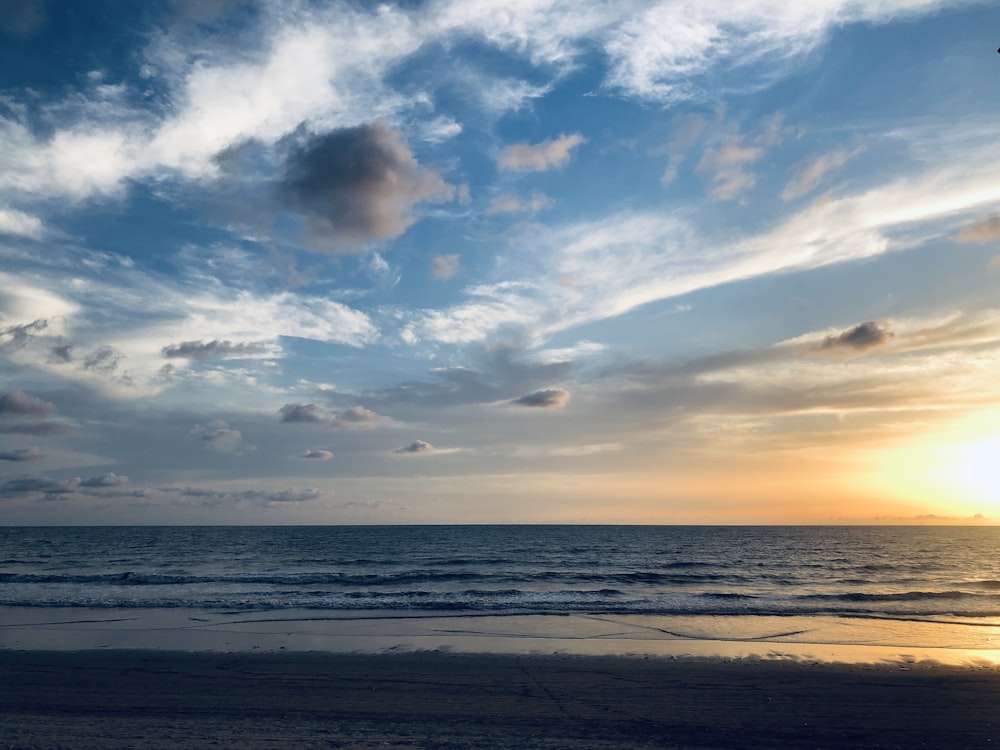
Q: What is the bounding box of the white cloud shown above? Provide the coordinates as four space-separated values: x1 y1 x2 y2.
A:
0 0 977 213
401 129 1000 350
0 272 78 332
0 206 44 239
602 0 967 103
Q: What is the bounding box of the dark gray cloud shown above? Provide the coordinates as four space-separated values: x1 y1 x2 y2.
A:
814 321 894 353
0 473 146 501
162 339 270 361
0 390 70 436
51 344 73 362
394 440 434 454
163 486 323 505
277 120 452 250
299 449 334 460
79 472 129 488
0 447 40 462
0 476 79 498
0 319 48 348
279 403 381 428
83 346 123 372
511 388 571 408
279 403 328 423
0 390 55 418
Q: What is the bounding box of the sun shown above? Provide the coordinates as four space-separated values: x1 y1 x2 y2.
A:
943 435 1000 508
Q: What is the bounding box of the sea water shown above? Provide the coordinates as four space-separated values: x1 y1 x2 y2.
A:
2 525 999 659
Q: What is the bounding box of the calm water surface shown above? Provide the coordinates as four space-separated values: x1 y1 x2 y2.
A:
1 526 999 621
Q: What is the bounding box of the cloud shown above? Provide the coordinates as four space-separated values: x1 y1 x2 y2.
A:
813 321 895 354
338 406 379 424
956 215 1000 244
191 420 245 453
366 251 401 291
485 193 554 215
660 113 708 187
0 476 79 499
279 403 383 428
162 339 272 361
279 403 329 423
548 443 623 457
696 116 785 200
511 389 571 409
0 206 44 238
0 319 49 349
431 254 460 280
394 439 434 454
79 472 130 488
0 390 55 418
299 449 334 461
781 147 860 201
82 346 124 373
163 485 323 505
0 390 72 437
0 447 40 462
498 133 586 172
276 120 453 250
601 1 947 104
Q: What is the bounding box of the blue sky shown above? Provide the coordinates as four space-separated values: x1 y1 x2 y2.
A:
2 0 1000 524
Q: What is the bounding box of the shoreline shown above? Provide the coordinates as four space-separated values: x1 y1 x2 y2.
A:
3 606 1000 667
2 649 998 749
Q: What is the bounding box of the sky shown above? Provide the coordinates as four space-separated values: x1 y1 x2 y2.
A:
1 0 999 525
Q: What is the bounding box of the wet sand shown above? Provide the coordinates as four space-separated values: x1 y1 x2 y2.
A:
1 649 998 749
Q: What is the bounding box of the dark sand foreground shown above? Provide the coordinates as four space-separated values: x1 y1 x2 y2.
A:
1 650 997 749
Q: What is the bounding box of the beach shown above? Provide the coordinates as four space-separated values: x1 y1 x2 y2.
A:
2 649 998 749
3 526 1000 747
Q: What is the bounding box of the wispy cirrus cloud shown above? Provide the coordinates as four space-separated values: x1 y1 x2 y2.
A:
402 127 1000 350
485 193 554 215
782 147 861 201
498 133 586 172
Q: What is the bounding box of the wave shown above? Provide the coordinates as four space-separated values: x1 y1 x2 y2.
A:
4 586 1000 618
0 569 757 587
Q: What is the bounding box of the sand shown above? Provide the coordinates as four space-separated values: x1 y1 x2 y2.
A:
1 650 998 749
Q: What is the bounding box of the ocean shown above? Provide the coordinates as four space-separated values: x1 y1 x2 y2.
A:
2 525 999 620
